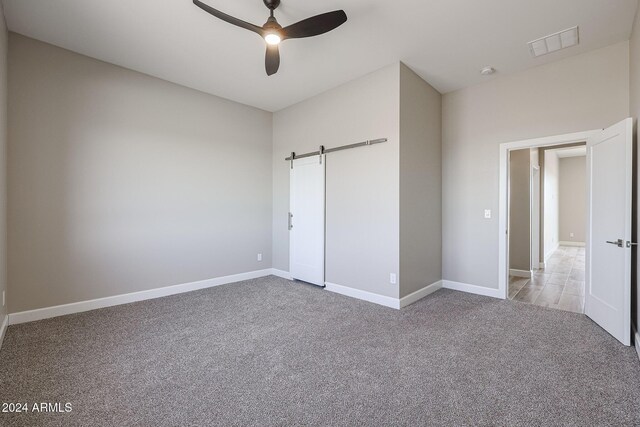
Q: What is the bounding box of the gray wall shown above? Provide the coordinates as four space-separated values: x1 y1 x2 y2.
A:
8 34 273 313
544 150 560 259
399 63 442 298
508 149 530 272
442 41 629 289
0 9 6 321
272 63 400 298
559 156 586 243
630 3 640 332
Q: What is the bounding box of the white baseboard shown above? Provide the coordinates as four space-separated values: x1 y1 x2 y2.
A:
8 269 275 325
325 282 400 309
269 269 293 280
399 280 443 308
634 325 640 363
273 274 441 309
559 241 586 247
442 280 503 299
0 314 7 351
509 269 532 278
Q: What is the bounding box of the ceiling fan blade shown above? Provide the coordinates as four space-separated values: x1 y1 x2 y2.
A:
193 0 264 36
265 44 280 76
282 10 347 40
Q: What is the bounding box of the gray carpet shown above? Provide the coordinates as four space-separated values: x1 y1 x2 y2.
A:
1 276 639 426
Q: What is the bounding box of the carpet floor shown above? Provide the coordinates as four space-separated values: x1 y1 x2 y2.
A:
1 276 639 426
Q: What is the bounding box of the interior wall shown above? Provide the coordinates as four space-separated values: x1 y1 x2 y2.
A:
508 149 531 272
0 7 7 322
544 150 560 259
8 34 273 313
399 63 442 298
442 41 630 290
559 156 587 243
272 63 400 298
630 2 640 333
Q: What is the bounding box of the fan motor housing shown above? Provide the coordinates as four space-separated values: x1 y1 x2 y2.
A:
263 0 281 10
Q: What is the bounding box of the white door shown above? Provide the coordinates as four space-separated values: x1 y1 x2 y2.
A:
586 118 632 346
289 156 325 286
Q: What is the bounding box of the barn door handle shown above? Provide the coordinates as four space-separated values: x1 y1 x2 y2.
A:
606 239 623 247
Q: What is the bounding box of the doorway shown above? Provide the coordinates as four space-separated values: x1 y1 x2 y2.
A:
507 145 587 313
498 120 633 346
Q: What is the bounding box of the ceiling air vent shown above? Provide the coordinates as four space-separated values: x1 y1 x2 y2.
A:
528 26 579 58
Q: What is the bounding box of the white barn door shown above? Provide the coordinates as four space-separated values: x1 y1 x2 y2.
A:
289 156 325 287
586 118 632 346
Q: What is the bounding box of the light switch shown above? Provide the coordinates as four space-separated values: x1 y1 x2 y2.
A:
390 273 397 285
484 209 492 219
257 253 263 262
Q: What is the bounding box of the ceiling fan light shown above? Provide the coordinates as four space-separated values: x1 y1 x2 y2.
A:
265 33 281 45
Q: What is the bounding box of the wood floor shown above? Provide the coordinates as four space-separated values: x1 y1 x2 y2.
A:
509 246 585 313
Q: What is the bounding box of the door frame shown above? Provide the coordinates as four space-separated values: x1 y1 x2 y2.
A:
530 160 541 271
498 130 599 299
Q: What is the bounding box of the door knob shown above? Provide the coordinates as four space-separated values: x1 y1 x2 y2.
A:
606 239 624 247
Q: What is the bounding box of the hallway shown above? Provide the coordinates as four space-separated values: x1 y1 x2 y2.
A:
509 246 585 313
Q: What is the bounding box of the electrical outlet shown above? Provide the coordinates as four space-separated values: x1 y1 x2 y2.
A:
257 253 263 262
390 273 397 285
570 233 574 238
484 209 492 219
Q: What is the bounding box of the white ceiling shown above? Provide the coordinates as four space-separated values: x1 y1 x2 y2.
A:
2 0 638 111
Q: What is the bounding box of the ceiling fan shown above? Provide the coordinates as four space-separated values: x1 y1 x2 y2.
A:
193 0 347 76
